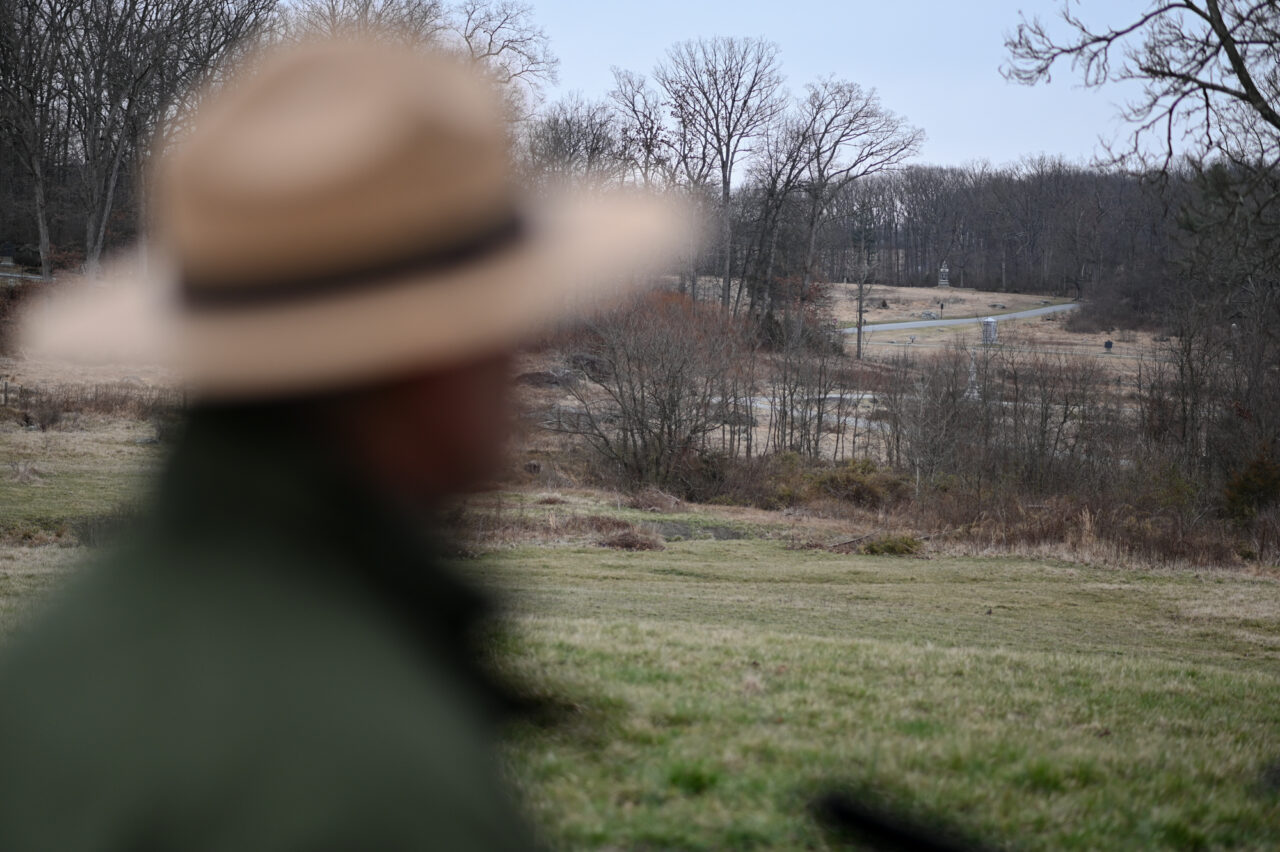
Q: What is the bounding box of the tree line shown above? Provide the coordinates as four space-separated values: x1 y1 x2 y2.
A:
0 0 557 279
3 0 1182 335
524 47 1192 336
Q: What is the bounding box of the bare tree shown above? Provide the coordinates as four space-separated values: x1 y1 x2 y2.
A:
557 294 754 490
282 0 446 42
848 242 878 361
62 0 276 274
0 0 79 279
741 111 809 320
655 36 783 309
793 78 922 307
608 69 667 189
1005 0 1280 496
766 333 848 459
609 66 714 297
1004 0 1280 168
0 0 562 276
452 0 556 113
1 0 274 277
286 0 556 115
524 92 627 186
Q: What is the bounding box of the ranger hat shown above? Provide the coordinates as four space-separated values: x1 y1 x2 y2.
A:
23 38 689 399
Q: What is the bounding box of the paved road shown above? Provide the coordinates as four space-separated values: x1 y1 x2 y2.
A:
843 301 1080 334
0 270 49 283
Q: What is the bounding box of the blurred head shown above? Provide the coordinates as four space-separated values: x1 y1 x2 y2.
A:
310 350 518 504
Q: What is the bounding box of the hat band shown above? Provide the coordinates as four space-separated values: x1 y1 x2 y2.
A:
183 212 526 310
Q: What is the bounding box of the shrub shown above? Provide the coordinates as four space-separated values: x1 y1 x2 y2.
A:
28 398 63 431
860 535 922 556
12 244 41 270
1223 451 1280 523
812 459 910 509
598 529 665 551
8 460 47 484
712 453 813 510
557 293 756 491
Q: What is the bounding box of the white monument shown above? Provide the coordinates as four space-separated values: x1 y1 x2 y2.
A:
938 260 950 288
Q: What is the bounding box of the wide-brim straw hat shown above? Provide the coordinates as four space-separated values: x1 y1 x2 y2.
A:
22 38 692 400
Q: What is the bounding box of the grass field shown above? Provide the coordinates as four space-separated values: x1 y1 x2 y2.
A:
1 411 1278 850
468 541 1280 851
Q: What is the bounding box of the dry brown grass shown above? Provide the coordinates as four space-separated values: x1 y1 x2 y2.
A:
1 355 178 391
854 312 1170 387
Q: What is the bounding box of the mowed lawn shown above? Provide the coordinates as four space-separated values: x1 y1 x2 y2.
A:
469 543 1280 851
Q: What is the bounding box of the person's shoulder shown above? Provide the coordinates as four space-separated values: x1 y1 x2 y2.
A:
0 528 401 784
207 651 530 850
0 533 531 850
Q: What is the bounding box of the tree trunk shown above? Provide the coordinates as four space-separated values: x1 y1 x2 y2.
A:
720 174 732 309
32 157 53 281
795 196 822 338
85 140 128 275
856 283 866 360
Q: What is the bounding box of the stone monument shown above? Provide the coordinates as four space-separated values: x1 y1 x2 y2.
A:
938 260 950 288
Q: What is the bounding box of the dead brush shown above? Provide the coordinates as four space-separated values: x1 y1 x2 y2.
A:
913 489 1244 568
625 487 683 512
0 518 65 546
20 392 63 431
598 528 665 551
16 382 183 429
564 514 632 536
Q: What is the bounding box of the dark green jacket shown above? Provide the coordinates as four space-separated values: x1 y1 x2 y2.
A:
0 410 532 850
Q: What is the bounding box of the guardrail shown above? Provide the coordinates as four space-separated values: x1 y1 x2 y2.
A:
0 270 50 283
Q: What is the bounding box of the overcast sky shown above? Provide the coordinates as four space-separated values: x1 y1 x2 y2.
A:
529 0 1153 168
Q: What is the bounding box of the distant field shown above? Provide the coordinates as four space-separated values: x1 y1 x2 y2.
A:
828 283 1070 328
471 540 1280 851
824 283 1169 388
